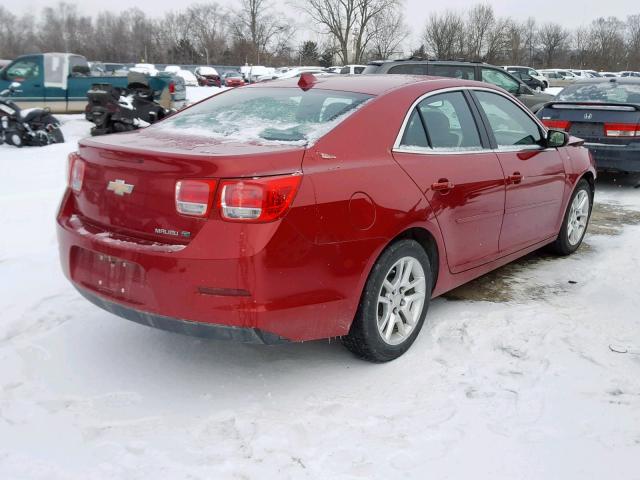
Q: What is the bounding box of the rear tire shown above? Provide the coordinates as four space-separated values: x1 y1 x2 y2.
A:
342 239 432 362
548 179 592 255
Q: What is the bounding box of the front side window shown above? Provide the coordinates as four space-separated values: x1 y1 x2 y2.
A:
481 68 519 95
474 91 542 148
155 87 372 145
6 59 40 81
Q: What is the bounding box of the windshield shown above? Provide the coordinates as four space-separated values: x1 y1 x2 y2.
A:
556 82 640 103
155 87 373 144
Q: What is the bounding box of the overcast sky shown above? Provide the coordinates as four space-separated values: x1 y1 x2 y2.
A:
6 0 639 47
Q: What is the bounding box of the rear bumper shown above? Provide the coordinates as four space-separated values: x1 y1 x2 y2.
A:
56 189 370 342
584 142 640 172
77 287 287 344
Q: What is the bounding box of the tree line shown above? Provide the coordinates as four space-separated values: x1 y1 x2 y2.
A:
0 1 639 71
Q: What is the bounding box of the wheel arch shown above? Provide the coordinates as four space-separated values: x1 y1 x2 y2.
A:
391 227 440 292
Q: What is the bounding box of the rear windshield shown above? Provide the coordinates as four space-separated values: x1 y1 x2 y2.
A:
557 82 640 103
156 87 372 145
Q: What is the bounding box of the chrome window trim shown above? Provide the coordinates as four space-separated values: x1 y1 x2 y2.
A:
392 86 549 155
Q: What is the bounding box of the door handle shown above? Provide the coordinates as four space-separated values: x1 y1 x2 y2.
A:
431 179 454 192
507 172 523 184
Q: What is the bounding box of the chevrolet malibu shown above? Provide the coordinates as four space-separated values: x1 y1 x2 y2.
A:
57 74 596 362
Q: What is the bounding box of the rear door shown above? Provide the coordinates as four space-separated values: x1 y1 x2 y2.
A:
392 90 506 273
471 89 566 253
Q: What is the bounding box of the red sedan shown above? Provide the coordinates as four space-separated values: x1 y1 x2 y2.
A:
57 74 595 362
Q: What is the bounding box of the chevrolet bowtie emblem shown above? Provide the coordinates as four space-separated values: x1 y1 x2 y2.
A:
107 179 134 196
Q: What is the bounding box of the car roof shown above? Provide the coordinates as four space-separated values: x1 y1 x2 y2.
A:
245 74 501 96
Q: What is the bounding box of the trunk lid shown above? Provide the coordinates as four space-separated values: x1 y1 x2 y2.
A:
75 128 305 243
540 102 640 145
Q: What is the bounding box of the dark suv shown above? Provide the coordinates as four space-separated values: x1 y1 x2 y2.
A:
363 60 553 111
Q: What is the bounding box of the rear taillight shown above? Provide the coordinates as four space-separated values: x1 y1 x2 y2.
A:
168 81 175 94
68 153 85 193
604 123 640 137
175 180 217 217
542 119 571 130
219 174 302 222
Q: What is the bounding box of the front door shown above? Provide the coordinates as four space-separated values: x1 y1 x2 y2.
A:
392 90 506 273
2 56 45 110
471 90 566 254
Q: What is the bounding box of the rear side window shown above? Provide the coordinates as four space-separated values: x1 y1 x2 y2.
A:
474 91 542 148
388 64 429 75
418 92 482 149
400 110 429 148
354 67 365 74
431 65 475 80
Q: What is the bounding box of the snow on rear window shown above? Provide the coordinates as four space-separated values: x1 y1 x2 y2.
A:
557 82 640 103
154 87 373 145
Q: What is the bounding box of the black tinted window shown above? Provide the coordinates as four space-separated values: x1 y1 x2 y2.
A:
400 109 429 148
431 65 475 80
418 92 482 149
475 91 542 148
388 64 429 75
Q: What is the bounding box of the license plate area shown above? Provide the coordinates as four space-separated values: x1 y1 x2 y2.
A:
71 247 147 304
570 122 604 138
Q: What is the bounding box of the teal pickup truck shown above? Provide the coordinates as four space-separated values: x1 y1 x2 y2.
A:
0 53 186 113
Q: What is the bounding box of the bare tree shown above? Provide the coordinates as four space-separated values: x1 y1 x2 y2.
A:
423 10 464 60
466 4 495 60
538 22 569 67
368 6 408 60
299 0 400 64
627 14 640 70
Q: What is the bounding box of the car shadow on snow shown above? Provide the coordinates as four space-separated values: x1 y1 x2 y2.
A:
444 172 640 303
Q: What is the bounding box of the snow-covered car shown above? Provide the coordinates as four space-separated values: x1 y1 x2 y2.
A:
164 65 181 74
194 67 221 87
176 69 198 86
130 63 158 76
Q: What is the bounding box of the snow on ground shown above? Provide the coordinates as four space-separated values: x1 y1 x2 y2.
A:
1 111 640 479
545 86 563 96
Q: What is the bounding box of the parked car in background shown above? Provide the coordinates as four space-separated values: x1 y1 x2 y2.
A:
130 63 158 76
507 70 545 91
619 71 640 78
164 65 181 74
194 66 221 87
222 71 245 87
0 53 183 113
340 64 367 74
325 66 343 74
599 72 619 78
539 70 576 88
176 69 198 86
570 70 600 78
503 65 548 89
240 65 274 83
537 77 640 173
363 59 553 111
57 74 594 362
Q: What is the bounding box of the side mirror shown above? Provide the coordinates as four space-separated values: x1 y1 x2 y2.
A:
10 81 21 90
546 129 569 148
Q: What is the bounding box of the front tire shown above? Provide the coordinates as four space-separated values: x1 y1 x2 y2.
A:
342 239 432 362
548 179 592 255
